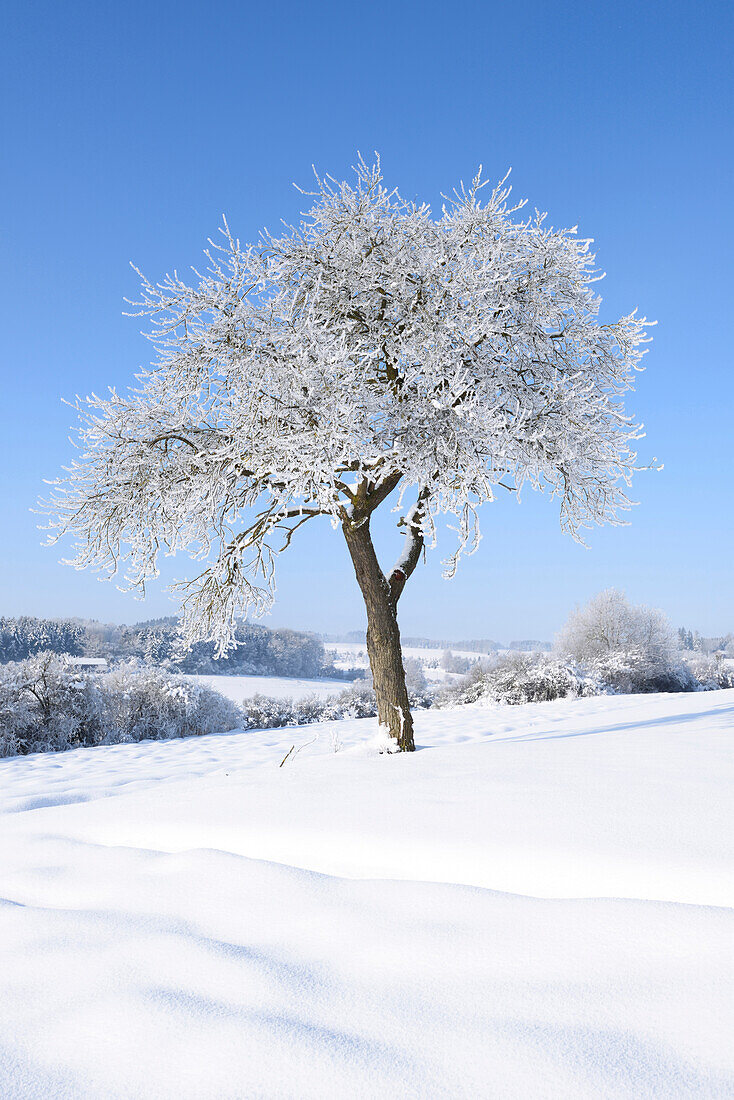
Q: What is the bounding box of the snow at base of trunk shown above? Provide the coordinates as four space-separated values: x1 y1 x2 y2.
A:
0 690 732 1098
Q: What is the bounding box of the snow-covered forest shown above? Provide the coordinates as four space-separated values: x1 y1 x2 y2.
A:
0 615 340 678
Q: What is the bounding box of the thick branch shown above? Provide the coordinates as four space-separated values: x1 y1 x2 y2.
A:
363 469 403 515
388 488 430 603
150 433 202 452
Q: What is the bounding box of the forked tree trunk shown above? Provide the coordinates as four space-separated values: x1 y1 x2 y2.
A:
342 517 415 752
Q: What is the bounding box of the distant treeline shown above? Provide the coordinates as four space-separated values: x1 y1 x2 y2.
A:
321 631 553 653
405 636 504 653
322 631 506 651
0 615 348 679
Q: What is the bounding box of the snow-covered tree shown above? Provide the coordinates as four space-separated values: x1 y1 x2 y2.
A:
42 158 651 750
555 588 683 691
440 649 455 672
440 649 472 674
0 653 106 755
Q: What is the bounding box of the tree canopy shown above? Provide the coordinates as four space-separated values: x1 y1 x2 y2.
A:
43 157 651 660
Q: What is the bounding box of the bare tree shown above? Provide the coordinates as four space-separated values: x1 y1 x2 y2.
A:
42 157 651 750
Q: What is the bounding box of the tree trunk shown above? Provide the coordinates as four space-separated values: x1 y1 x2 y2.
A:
342 517 415 752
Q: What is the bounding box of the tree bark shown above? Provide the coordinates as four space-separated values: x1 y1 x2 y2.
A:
342 516 415 752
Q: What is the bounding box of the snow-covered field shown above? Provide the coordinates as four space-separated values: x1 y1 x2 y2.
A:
189 673 350 702
325 640 493 667
324 640 489 684
1 690 732 1097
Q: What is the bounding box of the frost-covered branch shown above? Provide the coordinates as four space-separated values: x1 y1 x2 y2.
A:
388 487 432 602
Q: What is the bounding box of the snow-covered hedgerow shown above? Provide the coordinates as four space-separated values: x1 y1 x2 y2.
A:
0 655 241 757
102 662 243 744
438 652 594 708
438 643 730 711
236 674 432 731
587 649 694 694
0 655 433 757
320 682 379 721
232 692 322 731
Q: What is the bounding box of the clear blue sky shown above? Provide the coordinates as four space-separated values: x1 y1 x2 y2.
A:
1 0 732 641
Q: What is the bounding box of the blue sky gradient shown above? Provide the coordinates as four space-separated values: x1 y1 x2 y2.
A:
2 0 732 640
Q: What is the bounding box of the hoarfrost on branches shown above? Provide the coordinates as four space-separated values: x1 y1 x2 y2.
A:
555 588 680 668
42 156 652 655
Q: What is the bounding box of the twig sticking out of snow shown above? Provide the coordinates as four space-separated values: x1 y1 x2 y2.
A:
279 735 318 767
279 745 295 767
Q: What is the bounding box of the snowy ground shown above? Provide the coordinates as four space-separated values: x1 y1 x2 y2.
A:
189 673 350 703
1 690 732 1098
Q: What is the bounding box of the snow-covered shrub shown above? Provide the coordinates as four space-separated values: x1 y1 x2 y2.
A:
686 654 734 690
234 672 432 729
317 667 431 722
321 681 378 721
588 650 694 694
490 653 591 704
438 652 592 707
0 653 107 755
232 691 338 730
291 694 327 725
436 662 491 706
0 678 33 757
230 683 380 729
0 657 242 757
101 662 242 743
237 694 296 730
